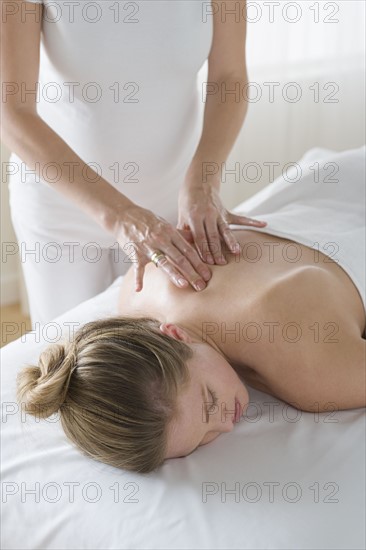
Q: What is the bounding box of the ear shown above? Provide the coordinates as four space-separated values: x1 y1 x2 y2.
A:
159 323 192 343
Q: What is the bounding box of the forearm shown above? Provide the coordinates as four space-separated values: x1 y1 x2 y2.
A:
2 111 135 237
186 74 249 187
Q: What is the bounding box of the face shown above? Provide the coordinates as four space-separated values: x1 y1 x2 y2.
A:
160 323 250 459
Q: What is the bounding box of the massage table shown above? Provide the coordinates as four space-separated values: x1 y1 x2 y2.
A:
1 275 365 549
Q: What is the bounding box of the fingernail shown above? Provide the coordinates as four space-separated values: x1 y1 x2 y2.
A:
178 278 188 287
217 257 227 265
231 243 240 253
195 280 206 291
206 256 214 264
202 269 211 281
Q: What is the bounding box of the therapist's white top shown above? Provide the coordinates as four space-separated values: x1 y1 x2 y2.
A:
20 0 213 222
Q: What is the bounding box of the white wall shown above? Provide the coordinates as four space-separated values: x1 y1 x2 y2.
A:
1 143 17 302
1 143 29 311
217 53 365 210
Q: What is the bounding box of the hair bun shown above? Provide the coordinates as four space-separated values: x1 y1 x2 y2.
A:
16 342 76 419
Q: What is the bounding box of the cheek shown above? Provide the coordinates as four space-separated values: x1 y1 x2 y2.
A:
226 369 250 408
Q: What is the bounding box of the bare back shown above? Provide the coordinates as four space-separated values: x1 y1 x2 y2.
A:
118 229 366 412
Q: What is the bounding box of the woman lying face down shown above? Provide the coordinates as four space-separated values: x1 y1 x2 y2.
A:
16 315 249 474
16 226 366 474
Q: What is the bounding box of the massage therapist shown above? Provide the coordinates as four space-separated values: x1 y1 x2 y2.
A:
3 0 266 326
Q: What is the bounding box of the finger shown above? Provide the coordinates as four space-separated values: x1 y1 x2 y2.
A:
172 230 213 282
134 260 145 292
204 217 227 265
152 252 207 291
229 214 267 227
165 237 212 290
188 218 215 265
218 222 241 255
176 227 195 244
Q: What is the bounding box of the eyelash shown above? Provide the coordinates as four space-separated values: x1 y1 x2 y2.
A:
207 389 218 413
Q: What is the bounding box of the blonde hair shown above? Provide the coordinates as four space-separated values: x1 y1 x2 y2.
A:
16 317 193 473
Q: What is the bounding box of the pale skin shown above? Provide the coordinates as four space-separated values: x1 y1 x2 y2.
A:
118 229 366 458
2 0 265 292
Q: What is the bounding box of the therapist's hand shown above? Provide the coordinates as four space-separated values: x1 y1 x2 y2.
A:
177 179 268 264
115 205 212 292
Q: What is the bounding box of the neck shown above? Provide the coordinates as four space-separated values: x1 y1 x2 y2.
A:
178 320 253 384
175 319 231 362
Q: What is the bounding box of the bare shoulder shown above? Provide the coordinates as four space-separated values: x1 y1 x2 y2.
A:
257 267 366 412
117 263 159 317
263 334 366 413
117 266 135 314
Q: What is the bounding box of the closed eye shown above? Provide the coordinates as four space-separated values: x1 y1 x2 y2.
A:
207 389 218 413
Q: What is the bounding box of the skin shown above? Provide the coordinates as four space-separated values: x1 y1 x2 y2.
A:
118 228 366 457
2 0 260 293
160 323 250 458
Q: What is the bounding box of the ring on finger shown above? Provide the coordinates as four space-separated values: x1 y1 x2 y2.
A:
150 250 166 267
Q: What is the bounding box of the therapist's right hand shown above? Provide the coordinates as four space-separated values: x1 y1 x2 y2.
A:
115 205 212 292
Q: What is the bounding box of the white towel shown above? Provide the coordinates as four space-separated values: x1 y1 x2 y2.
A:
229 146 366 313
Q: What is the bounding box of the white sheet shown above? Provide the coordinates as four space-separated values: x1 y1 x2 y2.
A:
1 276 365 550
230 145 366 313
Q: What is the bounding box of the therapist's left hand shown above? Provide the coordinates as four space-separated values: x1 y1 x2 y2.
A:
177 180 268 265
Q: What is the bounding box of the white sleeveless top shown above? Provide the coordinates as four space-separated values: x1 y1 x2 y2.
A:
20 0 213 223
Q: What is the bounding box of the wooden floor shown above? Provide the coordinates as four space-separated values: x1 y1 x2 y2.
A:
1 303 32 348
